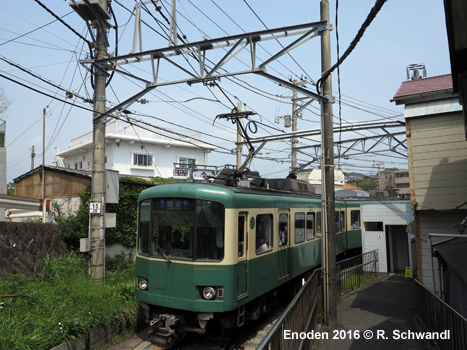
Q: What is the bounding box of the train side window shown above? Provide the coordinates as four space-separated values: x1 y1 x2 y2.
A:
351 210 361 229
256 214 273 255
340 211 345 232
334 211 340 232
306 212 314 240
295 212 305 244
238 215 245 258
279 213 288 247
316 212 322 238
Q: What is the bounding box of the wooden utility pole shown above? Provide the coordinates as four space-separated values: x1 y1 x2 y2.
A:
320 0 337 327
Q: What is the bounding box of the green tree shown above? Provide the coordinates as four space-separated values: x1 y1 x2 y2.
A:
7 183 14 196
355 179 378 191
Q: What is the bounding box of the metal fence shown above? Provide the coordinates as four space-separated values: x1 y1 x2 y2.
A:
257 269 322 350
415 280 467 350
336 249 379 298
257 250 378 350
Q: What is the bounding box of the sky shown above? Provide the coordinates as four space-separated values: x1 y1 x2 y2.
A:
0 0 451 184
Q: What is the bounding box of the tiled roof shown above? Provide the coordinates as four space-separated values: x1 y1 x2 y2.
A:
343 183 363 191
393 74 453 99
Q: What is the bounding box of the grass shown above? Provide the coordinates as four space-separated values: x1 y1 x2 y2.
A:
0 252 139 350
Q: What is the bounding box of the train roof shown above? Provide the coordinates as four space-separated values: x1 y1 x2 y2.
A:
138 182 408 209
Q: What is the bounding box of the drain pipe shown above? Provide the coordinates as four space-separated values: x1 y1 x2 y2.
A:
428 233 467 297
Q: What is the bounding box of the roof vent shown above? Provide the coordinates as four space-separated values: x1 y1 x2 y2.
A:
406 64 427 80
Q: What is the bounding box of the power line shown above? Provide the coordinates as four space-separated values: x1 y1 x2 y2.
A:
0 6 76 48
242 0 315 85
0 72 93 112
33 0 92 47
317 0 388 93
0 55 88 102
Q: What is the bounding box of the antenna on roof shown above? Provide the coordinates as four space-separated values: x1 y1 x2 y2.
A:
406 63 427 80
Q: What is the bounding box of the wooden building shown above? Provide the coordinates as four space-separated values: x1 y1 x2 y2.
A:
13 166 92 199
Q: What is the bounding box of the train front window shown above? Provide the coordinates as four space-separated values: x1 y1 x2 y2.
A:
137 198 224 261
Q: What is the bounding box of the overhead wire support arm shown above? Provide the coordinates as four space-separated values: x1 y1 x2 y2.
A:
87 21 329 80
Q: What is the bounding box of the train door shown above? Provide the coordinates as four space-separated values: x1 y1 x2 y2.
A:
278 211 291 280
236 212 248 300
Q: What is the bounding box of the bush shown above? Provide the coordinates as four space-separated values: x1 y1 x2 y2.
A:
52 187 91 251
106 251 135 272
0 253 138 350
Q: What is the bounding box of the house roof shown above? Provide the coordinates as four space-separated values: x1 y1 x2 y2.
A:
13 165 154 184
392 74 453 100
13 165 92 183
343 183 363 191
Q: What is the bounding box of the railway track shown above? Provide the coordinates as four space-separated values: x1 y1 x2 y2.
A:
107 302 287 350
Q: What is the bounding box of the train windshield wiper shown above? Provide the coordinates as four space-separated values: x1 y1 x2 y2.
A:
155 242 171 264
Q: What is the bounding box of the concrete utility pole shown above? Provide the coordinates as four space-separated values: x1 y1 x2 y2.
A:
42 107 47 223
236 102 243 169
277 79 308 171
90 1 109 284
31 145 35 170
291 85 298 170
374 161 384 190
320 0 337 327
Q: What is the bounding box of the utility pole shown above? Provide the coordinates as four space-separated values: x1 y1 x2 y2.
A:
291 84 298 170
236 102 242 169
89 1 109 284
320 0 337 327
42 107 47 223
277 79 308 171
31 145 35 170
374 161 384 190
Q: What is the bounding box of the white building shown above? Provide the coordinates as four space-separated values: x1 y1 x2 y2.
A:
296 169 345 191
54 120 216 178
360 202 414 274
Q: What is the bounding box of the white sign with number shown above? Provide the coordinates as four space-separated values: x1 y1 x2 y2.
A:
90 203 101 214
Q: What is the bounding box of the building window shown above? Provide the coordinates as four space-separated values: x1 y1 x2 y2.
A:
364 222 383 231
133 153 153 167
179 157 196 168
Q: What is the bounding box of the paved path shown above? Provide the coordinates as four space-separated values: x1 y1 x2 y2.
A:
314 273 429 350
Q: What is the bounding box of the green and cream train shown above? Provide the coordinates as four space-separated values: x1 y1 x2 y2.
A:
135 182 363 346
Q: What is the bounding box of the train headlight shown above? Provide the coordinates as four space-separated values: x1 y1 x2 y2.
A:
202 287 216 300
138 278 148 290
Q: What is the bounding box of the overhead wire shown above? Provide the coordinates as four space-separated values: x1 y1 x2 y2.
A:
242 0 315 84
0 5 77 49
316 0 388 93
33 0 92 48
